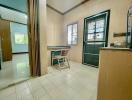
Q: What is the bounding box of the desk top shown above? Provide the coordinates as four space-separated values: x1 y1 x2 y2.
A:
47 46 71 50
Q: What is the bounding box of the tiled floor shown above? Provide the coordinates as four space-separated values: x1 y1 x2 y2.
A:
0 54 30 89
0 62 98 100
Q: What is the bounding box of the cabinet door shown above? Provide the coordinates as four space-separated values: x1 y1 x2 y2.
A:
0 20 12 61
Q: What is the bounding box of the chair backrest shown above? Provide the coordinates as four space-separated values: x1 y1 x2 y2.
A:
52 50 61 57
61 49 69 56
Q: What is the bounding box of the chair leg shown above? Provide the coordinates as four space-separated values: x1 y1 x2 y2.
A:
57 59 61 68
52 59 54 66
66 58 70 69
63 58 65 65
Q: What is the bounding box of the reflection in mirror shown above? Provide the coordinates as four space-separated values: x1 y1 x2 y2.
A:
0 1 30 90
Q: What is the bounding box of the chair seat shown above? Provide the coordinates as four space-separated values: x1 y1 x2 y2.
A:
54 56 66 59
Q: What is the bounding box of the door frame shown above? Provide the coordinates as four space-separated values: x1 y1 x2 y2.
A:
82 10 110 66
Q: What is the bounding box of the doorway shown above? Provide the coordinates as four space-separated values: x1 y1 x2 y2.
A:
83 10 110 67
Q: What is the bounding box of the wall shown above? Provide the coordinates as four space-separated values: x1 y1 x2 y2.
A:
39 0 48 75
47 7 65 66
10 22 28 53
47 7 64 46
64 0 132 63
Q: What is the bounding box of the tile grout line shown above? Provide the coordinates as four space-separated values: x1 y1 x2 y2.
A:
44 71 74 100
26 80 35 100
14 83 18 100
0 78 30 91
47 66 96 100
38 77 54 100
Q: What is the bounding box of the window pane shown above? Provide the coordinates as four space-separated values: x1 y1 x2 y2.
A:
15 34 25 44
88 22 95 33
73 24 77 33
68 25 72 34
68 25 72 44
67 23 78 45
96 19 105 28
96 28 104 32
73 32 77 36
68 32 72 45
72 35 77 44
95 33 104 41
88 29 95 33
15 34 28 44
87 33 95 41
88 22 95 30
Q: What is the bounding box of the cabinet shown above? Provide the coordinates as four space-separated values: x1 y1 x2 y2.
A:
0 20 12 61
98 48 132 100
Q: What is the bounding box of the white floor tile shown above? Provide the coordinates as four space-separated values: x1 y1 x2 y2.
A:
0 61 98 100
0 54 30 89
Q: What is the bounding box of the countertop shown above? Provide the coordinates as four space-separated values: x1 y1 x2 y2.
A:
47 46 71 50
100 47 132 51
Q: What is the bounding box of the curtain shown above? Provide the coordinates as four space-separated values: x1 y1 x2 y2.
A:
27 0 41 76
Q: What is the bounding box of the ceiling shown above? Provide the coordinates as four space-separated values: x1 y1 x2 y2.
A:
47 0 85 13
0 0 87 14
0 6 27 24
0 0 27 13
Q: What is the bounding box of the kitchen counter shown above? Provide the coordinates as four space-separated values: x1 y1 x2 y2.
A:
100 47 132 51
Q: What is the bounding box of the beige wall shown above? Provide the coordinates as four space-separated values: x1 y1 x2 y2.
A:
39 2 65 73
39 0 48 75
47 7 65 66
47 7 64 46
64 0 132 63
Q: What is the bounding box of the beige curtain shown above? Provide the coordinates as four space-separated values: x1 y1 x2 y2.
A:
27 0 41 76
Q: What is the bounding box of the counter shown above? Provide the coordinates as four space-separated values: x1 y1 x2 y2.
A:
100 47 132 51
97 47 132 100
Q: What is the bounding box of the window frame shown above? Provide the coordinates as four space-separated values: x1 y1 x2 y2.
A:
67 22 78 46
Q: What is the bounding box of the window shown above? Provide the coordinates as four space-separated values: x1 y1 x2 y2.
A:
87 18 105 41
68 23 78 45
15 33 28 44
